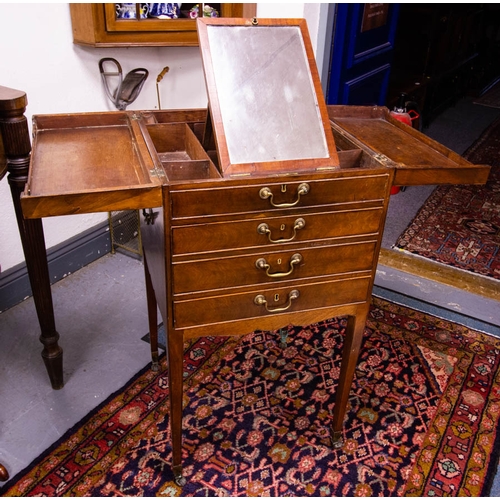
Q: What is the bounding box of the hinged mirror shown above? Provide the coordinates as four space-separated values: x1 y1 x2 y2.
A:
197 17 340 176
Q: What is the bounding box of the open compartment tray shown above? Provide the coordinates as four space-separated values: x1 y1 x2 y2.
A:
145 122 220 182
328 105 491 186
23 112 162 218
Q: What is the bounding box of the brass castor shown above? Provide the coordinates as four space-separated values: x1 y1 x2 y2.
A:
330 429 344 449
0 463 9 482
173 465 186 487
278 327 288 349
151 361 160 372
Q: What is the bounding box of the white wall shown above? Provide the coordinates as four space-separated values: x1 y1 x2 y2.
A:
0 3 328 272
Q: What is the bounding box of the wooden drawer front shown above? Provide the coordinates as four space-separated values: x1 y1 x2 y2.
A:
174 276 371 328
172 207 384 256
170 174 390 219
173 240 377 294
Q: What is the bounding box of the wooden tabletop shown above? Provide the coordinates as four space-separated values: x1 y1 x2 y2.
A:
0 85 27 112
0 85 27 181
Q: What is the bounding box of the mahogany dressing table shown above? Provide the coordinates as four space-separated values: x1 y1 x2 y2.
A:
11 18 491 486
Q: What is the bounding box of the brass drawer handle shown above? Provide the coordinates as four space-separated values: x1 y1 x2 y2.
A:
257 218 305 243
259 183 310 208
254 290 300 313
255 253 303 278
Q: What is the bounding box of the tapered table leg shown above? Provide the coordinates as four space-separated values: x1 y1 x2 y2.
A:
330 304 370 447
167 328 186 486
0 86 63 389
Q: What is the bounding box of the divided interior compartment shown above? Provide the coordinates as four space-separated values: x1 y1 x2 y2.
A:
146 122 221 181
329 122 383 171
146 109 383 177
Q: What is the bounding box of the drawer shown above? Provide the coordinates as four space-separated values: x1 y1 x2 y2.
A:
172 207 384 256
173 275 371 328
169 173 390 219
173 240 377 294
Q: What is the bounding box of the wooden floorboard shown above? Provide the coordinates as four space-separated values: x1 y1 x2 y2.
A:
378 247 500 301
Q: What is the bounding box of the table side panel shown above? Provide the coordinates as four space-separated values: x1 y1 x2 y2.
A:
22 186 162 218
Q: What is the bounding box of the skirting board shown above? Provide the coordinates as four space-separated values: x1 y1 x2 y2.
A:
0 221 111 313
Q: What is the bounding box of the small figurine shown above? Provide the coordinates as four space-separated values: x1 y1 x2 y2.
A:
189 4 219 18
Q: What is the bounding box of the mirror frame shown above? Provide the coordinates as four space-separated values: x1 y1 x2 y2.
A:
197 17 340 176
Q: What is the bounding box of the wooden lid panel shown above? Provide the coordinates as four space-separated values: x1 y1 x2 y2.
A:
328 105 491 185
22 113 161 218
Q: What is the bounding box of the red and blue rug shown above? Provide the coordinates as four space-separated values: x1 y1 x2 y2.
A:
2 297 500 496
395 116 500 280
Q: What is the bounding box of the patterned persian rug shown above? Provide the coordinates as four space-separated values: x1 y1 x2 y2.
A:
2 297 500 497
394 116 500 280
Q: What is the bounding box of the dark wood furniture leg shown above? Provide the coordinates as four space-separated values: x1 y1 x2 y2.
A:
144 255 160 372
0 86 63 390
330 304 370 447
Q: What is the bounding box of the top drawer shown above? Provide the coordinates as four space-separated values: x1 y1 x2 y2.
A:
169 173 391 219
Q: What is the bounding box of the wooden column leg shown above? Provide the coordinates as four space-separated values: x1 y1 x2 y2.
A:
0 87 63 390
166 328 186 487
143 255 160 371
19 215 63 389
330 304 369 448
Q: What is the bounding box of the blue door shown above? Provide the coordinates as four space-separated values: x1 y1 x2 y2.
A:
326 4 399 105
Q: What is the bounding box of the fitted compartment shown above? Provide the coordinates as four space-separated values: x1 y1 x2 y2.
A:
146 122 221 181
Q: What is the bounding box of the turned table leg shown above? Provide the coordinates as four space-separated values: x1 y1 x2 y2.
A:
0 86 64 390
330 304 370 447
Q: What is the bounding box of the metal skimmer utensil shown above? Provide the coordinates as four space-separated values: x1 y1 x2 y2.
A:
99 58 149 110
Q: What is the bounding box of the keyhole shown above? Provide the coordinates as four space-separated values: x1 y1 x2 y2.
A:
274 294 280 302
277 258 282 265
280 224 286 231
281 184 287 193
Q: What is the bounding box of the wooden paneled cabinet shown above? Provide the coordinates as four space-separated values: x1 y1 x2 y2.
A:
70 3 256 47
